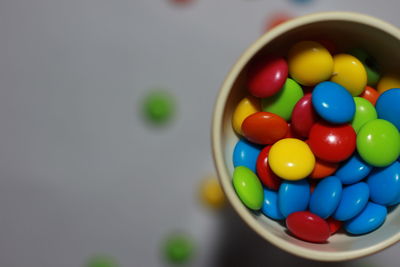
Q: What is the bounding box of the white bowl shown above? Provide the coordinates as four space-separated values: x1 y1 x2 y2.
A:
212 11 400 261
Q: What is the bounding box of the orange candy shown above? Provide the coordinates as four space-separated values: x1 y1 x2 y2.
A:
309 159 339 179
360 86 380 106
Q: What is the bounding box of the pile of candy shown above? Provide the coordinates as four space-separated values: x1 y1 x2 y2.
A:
231 40 400 243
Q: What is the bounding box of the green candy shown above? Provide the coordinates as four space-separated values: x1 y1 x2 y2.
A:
351 97 377 133
142 90 175 125
261 78 304 121
87 255 119 267
164 233 194 264
233 166 263 210
349 48 381 87
357 119 400 167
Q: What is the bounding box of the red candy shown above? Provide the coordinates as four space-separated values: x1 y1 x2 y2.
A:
242 112 288 145
327 217 342 235
247 57 288 98
291 93 319 138
256 146 282 190
308 122 356 163
309 158 339 179
360 86 380 106
286 211 330 243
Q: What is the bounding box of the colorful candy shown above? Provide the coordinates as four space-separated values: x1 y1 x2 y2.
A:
367 162 400 205
261 188 285 220
333 182 369 221
348 48 380 86
360 86 380 106
233 139 261 173
256 146 281 190
242 112 288 145
247 56 288 98
232 96 260 135
309 176 342 219
286 211 330 243
233 166 264 210
291 93 318 138
288 41 333 86
335 153 373 185
351 97 377 133
309 159 338 179
331 54 367 96
163 233 195 264
268 138 315 181
200 176 226 209
261 78 304 121
312 81 355 124
278 180 310 217
344 202 387 235
356 119 400 167
375 88 400 131
142 90 175 125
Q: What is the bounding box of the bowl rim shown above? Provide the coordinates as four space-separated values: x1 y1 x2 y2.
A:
211 11 400 262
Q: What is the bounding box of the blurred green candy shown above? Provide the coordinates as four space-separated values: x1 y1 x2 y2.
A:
142 90 175 125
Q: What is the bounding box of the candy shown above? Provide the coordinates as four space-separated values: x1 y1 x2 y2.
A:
351 97 377 133
331 54 367 96
142 90 175 125
199 176 226 209
242 112 288 145
163 233 195 264
291 93 318 138
232 96 260 135
261 188 285 220
348 48 380 86
233 166 264 210
344 202 387 235
327 217 342 235
309 176 342 219
367 162 400 206
288 41 333 86
360 86 380 106
269 138 315 181
261 78 304 121
265 13 293 31
278 179 310 217
377 73 400 93
286 211 330 243
87 255 119 267
357 119 400 167
333 182 369 221
335 153 373 185
308 122 356 163
233 139 261 173
309 159 338 179
312 81 355 124
247 57 288 98
256 146 281 190
376 88 400 131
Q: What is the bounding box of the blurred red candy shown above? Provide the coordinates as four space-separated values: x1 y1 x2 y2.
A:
256 146 282 190
286 211 330 243
265 13 293 31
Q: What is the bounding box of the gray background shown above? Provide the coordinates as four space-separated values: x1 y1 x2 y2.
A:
0 0 399 266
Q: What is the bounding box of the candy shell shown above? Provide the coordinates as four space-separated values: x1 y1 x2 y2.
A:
261 78 304 121
335 153 373 185
261 188 285 220
269 138 315 181
357 119 400 167
288 41 333 86
327 217 342 235
331 54 367 96
233 166 264 210
377 73 400 93
309 159 339 179
142 90 175 125
333 182 369 221
348 48 380 86
278 179 310 217
344 202 387 235
200 176 225 209
286 211 330 243
232 96 260 135
233 139 262 173
351 97 377 133
367 162 400 206
256 146 281 190
291 93 319 138
312 81 355 124
242 112 288 145
247 56 288 98
360 86 380 106
376 88 400 131
309 176 342 219
163 233 195 264
308 122 356 163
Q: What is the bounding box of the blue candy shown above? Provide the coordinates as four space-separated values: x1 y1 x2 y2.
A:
367 161 400 206
376 88 400 131
261 188 284 220
233 139 261 173
278 179 310 218
312 81 355 124
309 176 342 219
344 202 387 235
335 153 373 184
333 182 369 221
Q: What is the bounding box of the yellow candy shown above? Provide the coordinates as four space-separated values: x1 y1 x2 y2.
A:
288 41 333 86
200 176 226 209
330 54 367 96
232 96 260 135
268 138 315 181
377 73 400 93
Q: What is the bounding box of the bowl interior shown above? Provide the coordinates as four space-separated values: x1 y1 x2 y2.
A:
213 12 400 261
